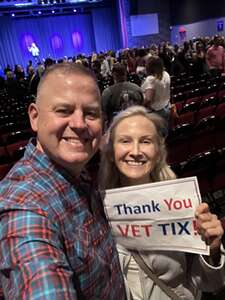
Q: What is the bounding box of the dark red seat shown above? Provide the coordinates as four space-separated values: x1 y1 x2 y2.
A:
0 163 13 180
189 116 216 157
212 148 225 192
195 105 216 123
176 111 196 126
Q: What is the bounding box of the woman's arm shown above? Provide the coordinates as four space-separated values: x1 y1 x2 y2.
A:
144 88 155 109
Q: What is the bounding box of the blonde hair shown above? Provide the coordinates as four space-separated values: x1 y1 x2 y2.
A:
99 106 176 190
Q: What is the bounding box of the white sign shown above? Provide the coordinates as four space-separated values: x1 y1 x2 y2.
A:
103 177 209 255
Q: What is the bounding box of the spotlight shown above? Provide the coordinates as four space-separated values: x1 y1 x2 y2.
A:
73 9 76 12
38 10 42 14
11 13 15 17
52 10 55 13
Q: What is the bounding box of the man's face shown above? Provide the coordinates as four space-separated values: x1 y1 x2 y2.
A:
29 71 102 176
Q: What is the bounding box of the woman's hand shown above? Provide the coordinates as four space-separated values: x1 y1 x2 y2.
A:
195 203 223 262
143 88 155 108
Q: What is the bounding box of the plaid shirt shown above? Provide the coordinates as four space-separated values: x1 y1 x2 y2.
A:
0 139 126 299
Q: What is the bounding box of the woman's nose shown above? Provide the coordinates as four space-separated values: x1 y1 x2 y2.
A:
130 142 140 155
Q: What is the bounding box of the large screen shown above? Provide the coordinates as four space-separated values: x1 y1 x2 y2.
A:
130 13 159 37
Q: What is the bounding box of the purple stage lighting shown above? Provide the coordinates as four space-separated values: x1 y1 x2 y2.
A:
72 31 82 49
51 34 63 50
22 34 35 52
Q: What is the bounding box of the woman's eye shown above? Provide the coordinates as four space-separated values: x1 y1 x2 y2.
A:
120 139 130 144
142 139 152 144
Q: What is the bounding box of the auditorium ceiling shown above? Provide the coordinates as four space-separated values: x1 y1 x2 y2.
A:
0 0 112 16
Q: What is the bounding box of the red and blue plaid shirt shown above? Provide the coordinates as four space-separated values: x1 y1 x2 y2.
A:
0 139 126 299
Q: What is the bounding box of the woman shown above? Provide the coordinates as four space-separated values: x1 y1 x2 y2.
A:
142 56 171 127
100 106 224 300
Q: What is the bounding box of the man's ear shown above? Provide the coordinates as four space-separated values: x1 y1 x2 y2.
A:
28 103 39 132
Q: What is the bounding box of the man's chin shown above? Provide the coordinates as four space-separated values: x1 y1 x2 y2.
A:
63 153 91 164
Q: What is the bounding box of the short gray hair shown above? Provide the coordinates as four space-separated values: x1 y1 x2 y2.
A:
36 62 99 101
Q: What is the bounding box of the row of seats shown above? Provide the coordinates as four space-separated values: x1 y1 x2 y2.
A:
173 101 225 128
171 70 225 94
167 112 225 163
0 126 34 179
170 73 225 221
176 93 224 113
171 75 223 98
0 144 26 180
171 72 213 87
170 148 225 197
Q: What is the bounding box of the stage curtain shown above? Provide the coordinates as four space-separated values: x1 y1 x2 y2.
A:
91 6 121 54
0 7 121 70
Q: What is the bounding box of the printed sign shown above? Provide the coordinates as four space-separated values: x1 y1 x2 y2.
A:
103 177 209 255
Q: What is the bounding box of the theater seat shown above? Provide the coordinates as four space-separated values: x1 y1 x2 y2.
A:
6 141 28 158
166 123 192 164
196 105 216 123
180 101 199 114
181 151 216 195
0 163 13 180
4 130 32 145
189 115 216 157
176 111 195 126
200 96 218 108
212 148 225 192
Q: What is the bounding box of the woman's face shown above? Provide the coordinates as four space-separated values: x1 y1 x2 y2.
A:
113 115 159 186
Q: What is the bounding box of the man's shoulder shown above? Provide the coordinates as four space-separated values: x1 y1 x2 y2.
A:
124 81 142 91
0 157 66 212
102 85 112 96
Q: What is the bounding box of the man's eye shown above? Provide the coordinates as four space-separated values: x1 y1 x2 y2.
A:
55 108 71 115
85 111 100 119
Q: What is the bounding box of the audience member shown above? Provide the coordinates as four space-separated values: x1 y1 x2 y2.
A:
99 54 111 78
206 35 225 75
102 62 144 127
192 41 208 77
26 59 33 75
142 56 171 130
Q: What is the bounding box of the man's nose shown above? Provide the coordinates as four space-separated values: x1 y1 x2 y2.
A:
69 112 87 129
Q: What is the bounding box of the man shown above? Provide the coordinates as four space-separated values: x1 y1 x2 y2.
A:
28 42 40 62
99 53 111 79
102 62 144 127
0 63 126 299
206 35 225 75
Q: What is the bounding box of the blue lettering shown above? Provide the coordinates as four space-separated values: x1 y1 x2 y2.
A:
177 221 190 235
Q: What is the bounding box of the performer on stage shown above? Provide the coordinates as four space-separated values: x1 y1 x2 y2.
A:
28 42 40 61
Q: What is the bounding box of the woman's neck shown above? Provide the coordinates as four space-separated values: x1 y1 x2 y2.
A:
119 176 150 187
